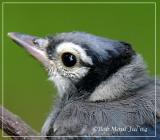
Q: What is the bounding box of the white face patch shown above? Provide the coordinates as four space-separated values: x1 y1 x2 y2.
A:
48 71 71 97
48 66 89 96
56 42 93 65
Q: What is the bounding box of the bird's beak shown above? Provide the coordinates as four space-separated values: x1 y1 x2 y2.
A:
8 32 50 67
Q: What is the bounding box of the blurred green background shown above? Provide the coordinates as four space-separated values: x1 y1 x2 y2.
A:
1 0 160 139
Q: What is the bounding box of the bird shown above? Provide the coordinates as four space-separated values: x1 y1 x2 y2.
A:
8 32 160 140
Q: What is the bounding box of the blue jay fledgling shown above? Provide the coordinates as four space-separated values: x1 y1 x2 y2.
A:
8 32 160 140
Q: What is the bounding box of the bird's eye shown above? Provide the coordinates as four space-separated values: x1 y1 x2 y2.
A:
61 52 77 67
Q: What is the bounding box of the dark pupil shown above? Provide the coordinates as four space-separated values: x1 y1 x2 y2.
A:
61 53 77 67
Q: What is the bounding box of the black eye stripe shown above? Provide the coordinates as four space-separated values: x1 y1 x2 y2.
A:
61 52 77 67
46 38 63 60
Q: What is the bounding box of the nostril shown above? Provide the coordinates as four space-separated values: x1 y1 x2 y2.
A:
32 38 49 51
32 38 39 46
34 38 49 46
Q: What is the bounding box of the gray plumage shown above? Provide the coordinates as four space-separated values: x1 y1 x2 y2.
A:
43 55 160 137
8 31 160 140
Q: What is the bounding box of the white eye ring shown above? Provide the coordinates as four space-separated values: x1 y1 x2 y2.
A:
56 42 93 65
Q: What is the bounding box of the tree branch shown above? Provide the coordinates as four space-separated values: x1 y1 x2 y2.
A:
0 105 47 140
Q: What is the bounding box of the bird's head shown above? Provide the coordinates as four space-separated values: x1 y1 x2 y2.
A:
8 32 146 101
